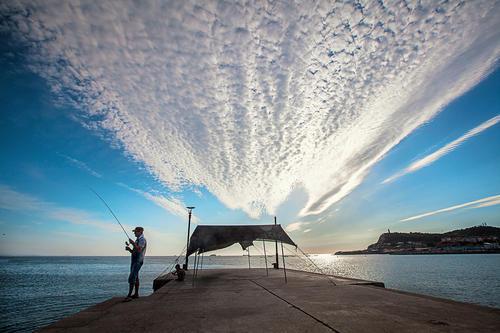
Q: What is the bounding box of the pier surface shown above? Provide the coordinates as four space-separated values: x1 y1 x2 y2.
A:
41 268 500 332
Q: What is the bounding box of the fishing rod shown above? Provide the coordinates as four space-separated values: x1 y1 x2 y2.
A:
89 187 131 240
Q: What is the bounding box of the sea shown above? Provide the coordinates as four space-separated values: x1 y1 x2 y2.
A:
1 254 499 332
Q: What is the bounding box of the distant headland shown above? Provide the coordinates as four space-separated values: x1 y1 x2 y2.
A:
336 225 500 255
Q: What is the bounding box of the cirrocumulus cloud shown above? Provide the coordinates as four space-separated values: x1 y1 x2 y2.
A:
1 0 499 218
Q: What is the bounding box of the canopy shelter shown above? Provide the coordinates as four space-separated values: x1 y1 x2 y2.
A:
187 224 296 256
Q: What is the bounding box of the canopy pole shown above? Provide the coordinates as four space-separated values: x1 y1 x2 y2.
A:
192 251 198 287
274 216 279 269
263 240 269 276
281 241 287 284
247 248 251 269
200 251 204 274
196 251 202 279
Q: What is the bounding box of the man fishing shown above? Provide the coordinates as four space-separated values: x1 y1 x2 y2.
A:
125 227 147 300
172 264 185 281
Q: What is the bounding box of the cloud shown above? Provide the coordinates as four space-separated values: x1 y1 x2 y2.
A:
0 185 184 254
383 115 500 184
471 197 500 209
285 221 309 232
0 184 45 211
0 184 121 232
53 230 93 240
401 194 500 222
136 191 201 224
2 1 499 218
117 183 200 223
60 154 103 178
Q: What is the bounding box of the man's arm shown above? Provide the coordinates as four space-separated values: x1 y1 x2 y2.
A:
128 238 144 252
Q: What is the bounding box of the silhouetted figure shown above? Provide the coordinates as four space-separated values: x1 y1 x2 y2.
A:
125 227 147 300
173 264 185 281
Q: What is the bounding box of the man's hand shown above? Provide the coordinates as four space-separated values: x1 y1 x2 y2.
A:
127 238 142 253
125 246 132 252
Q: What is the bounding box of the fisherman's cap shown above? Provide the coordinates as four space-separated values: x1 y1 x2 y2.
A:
132 227 144 232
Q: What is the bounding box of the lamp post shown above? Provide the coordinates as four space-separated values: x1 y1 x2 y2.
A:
184 206 195 270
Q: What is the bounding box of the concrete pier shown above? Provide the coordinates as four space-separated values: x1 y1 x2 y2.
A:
40 268 500 332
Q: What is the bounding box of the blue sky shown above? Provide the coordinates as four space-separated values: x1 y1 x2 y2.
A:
0 0 499 255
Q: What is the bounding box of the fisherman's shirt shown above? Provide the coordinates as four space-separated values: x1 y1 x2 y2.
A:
132 234 147 263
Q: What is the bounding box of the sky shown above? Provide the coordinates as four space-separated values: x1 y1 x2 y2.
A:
0 0 499 256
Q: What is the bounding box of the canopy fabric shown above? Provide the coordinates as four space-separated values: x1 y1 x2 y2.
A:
187 224 296 256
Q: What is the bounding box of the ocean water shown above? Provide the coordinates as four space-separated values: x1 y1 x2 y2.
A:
0 254 499 332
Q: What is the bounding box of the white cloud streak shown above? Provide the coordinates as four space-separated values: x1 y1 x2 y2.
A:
472 197 500 209
0 184 121 232
384 115 500 184
61 154 103 178
285 221 309 232
2 0 499 218
0 185 183 254
118 183 200 223
401 194 500 222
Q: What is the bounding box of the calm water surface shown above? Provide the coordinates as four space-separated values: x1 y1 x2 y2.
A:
0 254 499 332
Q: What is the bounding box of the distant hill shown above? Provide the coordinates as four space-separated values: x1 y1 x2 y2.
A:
368 226 500 250
444 226 500 237
336 226 500 255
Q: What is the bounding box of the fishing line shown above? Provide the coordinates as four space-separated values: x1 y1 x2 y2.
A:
253 242 277 268
160 245 187 276
89 187 131 239
295 246 337 286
